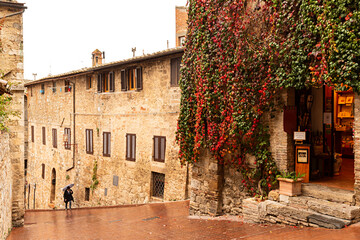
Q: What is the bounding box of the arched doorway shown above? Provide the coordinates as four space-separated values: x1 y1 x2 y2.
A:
50 168 56 203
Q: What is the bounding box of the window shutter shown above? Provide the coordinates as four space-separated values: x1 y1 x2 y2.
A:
126 134 130 159
108 133 111 156
42 127 46 145
109 72 115 92
136 67 143 90
160 137 166 162
90 130 93 154
97 74 102 92
132 135 136 160
31 126 34 142
121 70 127 91
154 137 159 160
171 58 177 86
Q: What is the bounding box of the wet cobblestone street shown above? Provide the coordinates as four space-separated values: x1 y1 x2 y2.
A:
7 200 360 240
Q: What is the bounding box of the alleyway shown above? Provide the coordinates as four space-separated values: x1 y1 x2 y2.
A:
7 200 360 240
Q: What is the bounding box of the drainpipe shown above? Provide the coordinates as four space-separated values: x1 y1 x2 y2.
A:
67 82 76 171
1 10 25 19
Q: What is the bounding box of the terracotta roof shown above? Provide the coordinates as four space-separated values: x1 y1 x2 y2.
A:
0 1 26 9
25 47 184 86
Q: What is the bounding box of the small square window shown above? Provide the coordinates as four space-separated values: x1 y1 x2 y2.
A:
151 172 165 199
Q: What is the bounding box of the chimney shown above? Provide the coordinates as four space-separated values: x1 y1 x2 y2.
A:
175 6 188 47
92 49 103 67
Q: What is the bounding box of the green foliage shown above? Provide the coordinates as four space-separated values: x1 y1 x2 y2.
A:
177 0 360 197
0 94 14 131
277 171 305 181
90 160 99 192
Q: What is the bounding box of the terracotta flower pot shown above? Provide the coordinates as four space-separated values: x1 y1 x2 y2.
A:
277 177 303 196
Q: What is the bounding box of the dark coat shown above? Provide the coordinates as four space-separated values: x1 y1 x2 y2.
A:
64 189 74 202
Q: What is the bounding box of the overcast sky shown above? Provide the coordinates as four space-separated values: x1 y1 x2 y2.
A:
22 0 187 80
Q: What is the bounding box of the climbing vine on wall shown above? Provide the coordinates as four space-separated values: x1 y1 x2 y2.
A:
176 0 360 196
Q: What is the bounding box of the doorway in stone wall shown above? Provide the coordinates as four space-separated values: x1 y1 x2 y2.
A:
50 168 56 203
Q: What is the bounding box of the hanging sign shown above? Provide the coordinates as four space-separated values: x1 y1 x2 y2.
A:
294 131 306 141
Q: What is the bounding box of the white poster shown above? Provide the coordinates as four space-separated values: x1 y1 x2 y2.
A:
324 112 332 125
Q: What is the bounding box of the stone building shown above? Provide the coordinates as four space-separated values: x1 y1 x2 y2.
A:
175 6 187 47
24 47 187 209
184 3 360 230
0 0 26 239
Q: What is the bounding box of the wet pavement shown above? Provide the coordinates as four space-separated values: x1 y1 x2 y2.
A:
7 200 360 240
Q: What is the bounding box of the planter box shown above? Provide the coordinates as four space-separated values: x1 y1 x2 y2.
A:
278 178 303 196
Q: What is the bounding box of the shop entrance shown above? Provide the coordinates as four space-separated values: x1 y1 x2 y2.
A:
294 86 354 191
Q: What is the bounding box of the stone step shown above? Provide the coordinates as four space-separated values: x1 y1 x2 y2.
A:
280 195 360 220
261 200 351 229
302 183 355 205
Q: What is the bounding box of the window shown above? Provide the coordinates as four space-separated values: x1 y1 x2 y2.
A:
171 57 181 86
24 159 28 176
179 36 186 46
64 128 71 150
85 188 90 201
109 72 115 92
52 128 57 148
40 84 45 94
97 72 115 93
121 67 142 91
152 172 165 198
64 80 71 92
30 86 33 97
126 134 136 161
42 127 46 145
31 126 34 142
52 81 56 93
85 129 93 154
153 136 166 162
86 76 92 90
41 164 45 179
103 132 111 157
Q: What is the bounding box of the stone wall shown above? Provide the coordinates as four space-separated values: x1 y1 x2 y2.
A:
190 150 224 216
222 164 248 215
269 89 295 172
0 0 26 234
26 51 188 209
0 133 12 240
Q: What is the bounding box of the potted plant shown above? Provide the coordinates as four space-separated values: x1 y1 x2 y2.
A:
276 171 305 196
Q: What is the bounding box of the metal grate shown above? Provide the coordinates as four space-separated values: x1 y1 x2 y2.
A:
152 172 165 198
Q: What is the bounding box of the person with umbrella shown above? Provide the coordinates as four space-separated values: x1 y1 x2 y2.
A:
63 186 74 210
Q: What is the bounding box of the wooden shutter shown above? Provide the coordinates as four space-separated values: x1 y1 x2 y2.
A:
97 74 102 92
31 126 34 142
171 58 181 86
121 70 127 91
132 135 136 160
42 164 45 179
160 137 166 162
126 134 130 159
171 58 177 86
103 132 110 157
42 127 46 145
86 129 93 154
52 129 57 148
136 67 143 90
154 137 159 161
109 72 115 92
